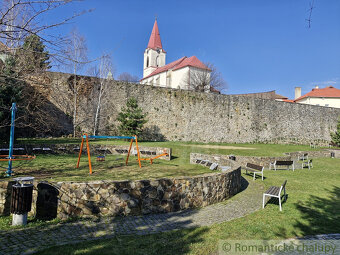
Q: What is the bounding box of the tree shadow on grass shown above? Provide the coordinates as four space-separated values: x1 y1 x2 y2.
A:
276 186 340 238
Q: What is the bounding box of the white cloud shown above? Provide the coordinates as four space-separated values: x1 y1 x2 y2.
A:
308 78 339 87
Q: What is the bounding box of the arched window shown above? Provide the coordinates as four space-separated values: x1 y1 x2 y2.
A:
156 56 159 67
146 56 149 67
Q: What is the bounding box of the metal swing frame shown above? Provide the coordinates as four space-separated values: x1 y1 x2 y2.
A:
76 133 142 174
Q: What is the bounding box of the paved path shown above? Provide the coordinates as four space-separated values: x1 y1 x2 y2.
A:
0 180 264 254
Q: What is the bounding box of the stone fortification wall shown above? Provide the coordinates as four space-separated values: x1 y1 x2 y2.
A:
0 167 241 219
34 72 340 144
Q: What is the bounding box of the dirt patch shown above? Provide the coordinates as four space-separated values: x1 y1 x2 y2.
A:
181 144 255 150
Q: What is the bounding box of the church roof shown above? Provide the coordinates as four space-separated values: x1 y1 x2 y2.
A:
141 56 210 81
294 86 340 101
172 56 209 71
147 19 163 50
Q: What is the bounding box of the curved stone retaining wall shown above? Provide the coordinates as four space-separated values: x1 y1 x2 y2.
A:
0 166 241 219
191 153 301 169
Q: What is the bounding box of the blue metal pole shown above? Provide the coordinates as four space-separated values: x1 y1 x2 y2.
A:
84 135 135 140
6 103 16 177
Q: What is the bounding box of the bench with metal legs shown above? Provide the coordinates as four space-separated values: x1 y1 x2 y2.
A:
302 159 313 170
263 180 287 211
244 163 264 181
269 161 294 171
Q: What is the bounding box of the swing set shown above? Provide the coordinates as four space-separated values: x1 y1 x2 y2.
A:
1 103 35 177
76 133 142 174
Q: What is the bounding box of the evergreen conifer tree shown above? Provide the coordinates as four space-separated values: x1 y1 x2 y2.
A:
0 56 23 141
331 117 340 146
18 34 51 74
117 98 147 137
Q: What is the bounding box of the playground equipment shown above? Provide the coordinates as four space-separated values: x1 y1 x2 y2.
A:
1 103 35 177
76 134 142 174
139 151 169 164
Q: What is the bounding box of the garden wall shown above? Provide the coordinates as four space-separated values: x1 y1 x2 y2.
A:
0 144 171 161
0 166 241 219
29 72 340 144
190 153 302 169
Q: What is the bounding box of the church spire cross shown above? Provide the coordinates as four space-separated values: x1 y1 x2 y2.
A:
147 19 163 50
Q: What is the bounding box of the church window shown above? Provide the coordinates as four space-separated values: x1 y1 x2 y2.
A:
166 72 172 87
146 56 149 67
156 56 159 67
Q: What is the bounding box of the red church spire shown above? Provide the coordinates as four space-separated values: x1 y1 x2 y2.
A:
147 19 163 50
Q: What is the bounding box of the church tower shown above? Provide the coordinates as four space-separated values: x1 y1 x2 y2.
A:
143 19 166 78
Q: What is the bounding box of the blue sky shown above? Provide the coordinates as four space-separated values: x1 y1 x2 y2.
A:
47 0 340 98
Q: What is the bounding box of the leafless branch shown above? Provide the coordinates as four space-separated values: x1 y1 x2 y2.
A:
306 0 315 29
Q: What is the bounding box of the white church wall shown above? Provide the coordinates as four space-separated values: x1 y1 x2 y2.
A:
172 67 190 89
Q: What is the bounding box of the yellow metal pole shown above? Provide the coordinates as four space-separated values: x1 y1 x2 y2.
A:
126 138 134 166
85 134 92 174
135 135 142 168
76 135 85 168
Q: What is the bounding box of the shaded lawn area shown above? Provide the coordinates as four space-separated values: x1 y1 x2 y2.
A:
31 157 340 255
0 140 323 181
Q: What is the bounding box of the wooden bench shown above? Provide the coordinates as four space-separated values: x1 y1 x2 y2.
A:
263 180 287 211
243 163 264 181
297 153 308 161
302 159 313 170
269 160 294 171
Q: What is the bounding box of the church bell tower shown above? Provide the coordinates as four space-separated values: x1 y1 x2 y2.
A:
143 19 166 78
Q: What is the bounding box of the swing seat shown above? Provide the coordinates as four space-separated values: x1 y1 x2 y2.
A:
96 156 105 161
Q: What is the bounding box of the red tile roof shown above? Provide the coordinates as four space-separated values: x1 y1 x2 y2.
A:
210 86 221 94
294 86 340 102
274 93 288 100
147 19 163 50
173 56 210 71
141 56 209 81
282 99 295 103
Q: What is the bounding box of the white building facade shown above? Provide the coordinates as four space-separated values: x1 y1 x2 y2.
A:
140 20 211 91
294 86 340 108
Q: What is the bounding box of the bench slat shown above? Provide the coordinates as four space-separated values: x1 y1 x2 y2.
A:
275 161 293 166
246 163 263 171
265 186 280 196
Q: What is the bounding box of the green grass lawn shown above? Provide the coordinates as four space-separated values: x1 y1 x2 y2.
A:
0 139 324 181
35 157 340 255
1 140 339 254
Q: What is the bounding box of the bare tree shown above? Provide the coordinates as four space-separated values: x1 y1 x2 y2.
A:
306 0 315 29
93 54 114 135
0 0 87 51
117 72 139 82
0 0 89 137
63 27 88 137
183 62 227 93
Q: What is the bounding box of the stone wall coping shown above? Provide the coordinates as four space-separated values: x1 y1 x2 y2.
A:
0 166 239 187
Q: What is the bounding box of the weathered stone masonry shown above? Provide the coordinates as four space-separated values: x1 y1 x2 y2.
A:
0 167 241 219
39 72 340 144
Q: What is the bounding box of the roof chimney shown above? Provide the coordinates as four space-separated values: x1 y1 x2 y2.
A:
295 87 301 99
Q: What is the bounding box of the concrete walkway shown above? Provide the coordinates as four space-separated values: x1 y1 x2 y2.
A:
0 179 263 254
